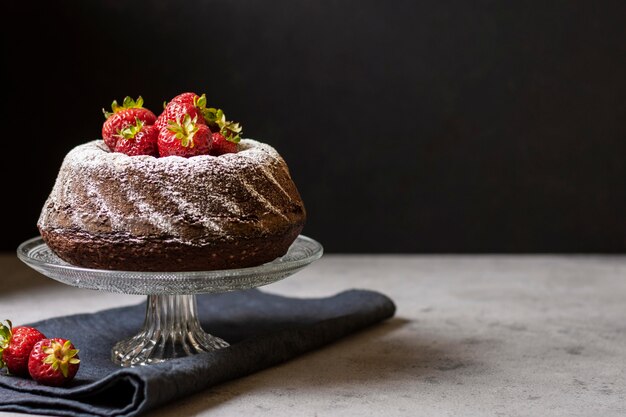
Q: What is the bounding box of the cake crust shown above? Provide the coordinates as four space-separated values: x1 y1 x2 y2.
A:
38 139 306 271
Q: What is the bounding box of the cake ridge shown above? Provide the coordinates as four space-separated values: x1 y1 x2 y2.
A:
38 138 304 247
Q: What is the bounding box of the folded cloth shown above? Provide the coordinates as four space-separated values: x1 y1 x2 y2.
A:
0 288 395 417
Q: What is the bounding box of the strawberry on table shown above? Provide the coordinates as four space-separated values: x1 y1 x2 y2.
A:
114 118 159 157
0 319 46 376
28 338 80 386
102 96 157 151
158 114 212 157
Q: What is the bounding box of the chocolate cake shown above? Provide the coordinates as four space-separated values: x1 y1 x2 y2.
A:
37 139 306 271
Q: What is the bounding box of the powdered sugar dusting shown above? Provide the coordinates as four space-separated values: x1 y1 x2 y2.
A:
38 139 305 245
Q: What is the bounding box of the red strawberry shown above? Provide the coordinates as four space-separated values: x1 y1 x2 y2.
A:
204 108 242 155
158 114 212 157
0 320 46 376
28 338 80 387
113 118 159 157
155 92 208 131
210 132 238 155
102 96 157 151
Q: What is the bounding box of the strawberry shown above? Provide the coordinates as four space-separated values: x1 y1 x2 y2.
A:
28 338 80 387
113 118 159 157
0 320 46 376
155 92 243 151
158 114 212 157
210 132 238 155
205 107 242 155
203 107 243 144
102 96 157 151
155 92 208 131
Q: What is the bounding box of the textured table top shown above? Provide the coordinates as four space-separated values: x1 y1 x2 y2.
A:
0 253 625 417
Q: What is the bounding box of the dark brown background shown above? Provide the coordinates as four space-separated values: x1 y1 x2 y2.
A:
3 0 625 253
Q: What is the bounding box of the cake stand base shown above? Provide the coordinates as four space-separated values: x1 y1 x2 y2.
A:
111 294 229 367
18 235 323 367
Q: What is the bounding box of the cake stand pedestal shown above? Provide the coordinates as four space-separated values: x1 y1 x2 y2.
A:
17 235 323 367
110 293 230 366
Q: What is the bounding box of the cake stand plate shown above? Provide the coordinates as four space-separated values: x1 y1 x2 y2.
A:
17 235 323 367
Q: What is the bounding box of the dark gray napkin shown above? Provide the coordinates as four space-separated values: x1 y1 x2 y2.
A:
0 288 395 417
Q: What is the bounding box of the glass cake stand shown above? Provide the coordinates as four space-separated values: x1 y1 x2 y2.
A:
16 235 323 367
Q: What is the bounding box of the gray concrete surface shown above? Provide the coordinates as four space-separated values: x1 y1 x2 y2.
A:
0 254 625 416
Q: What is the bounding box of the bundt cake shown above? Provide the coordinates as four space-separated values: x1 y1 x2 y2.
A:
37 138 306 271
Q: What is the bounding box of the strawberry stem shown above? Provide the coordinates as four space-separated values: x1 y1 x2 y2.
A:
0 320 13 370
103 95 145 119
202 108 242 143
167 114 199 148
42 340 80 378
117 118 145 140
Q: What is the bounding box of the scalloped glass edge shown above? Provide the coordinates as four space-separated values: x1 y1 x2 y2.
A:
16 235 323 294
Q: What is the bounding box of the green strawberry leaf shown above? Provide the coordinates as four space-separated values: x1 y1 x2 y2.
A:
117 118 144 140
195 93 207 109
167 115 199 148
201 107 243 142
222 120 242 143
122 96 133 108
0 320 12 349
104 96 145 119
0 319 11 369
41 340 80 378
